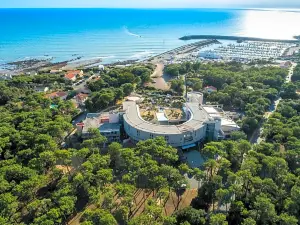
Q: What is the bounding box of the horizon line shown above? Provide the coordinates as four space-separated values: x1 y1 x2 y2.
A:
1 7 300 11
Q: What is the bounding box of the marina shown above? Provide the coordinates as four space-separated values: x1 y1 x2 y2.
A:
147 39 220 64
199 41 293 61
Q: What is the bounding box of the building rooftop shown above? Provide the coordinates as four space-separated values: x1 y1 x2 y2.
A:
123 101 209 135
65 70 82 80
204 86 217 91
45 91 68 99
82 116 101 134
76 93 89 101
203 105 240 129
99 123 121 133
156 112 168 122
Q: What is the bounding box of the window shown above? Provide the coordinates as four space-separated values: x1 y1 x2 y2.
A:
164 135 169 141
150 133 154 139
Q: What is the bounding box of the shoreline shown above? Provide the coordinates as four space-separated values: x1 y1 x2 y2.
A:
0 56 142 75
1 35 298 75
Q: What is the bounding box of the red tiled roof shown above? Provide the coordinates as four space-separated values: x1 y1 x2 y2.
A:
205 86 217 90
56 91 68 97
65 70 82 80
65 73 76 80
76 93 89 101
45 91 67 99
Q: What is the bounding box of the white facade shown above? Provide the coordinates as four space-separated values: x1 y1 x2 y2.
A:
199 51 222 59
123 101 220 147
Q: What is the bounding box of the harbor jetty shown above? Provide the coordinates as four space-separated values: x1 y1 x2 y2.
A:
147 39 220 64
179 35 300 44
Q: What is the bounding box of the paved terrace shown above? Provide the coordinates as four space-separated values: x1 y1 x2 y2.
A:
123 101 210 135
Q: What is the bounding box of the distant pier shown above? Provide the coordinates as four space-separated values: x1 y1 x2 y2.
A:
147 39 220 63
179 35 300 44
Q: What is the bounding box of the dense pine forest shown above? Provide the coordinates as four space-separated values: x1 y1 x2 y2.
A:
0 62 299 225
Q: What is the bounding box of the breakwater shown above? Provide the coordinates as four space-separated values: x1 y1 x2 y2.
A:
179 35 300 44
147 39 220 63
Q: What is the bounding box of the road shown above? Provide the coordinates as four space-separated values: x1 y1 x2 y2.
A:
250 62 297 144
72 73 100 92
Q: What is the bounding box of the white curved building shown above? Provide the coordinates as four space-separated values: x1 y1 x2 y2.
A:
123 101 222 147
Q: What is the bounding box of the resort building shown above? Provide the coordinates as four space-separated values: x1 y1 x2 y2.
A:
202 106 240 138
187 92 204 104
122 101 222 148
78 112 121 144
99 123 121 143
77 94 239 148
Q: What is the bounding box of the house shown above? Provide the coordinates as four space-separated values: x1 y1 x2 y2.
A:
247 86 254 91
280 61 292 69
75 87 92 94
45 91 68 100
75 93 89 106
0 74 12 80
50 69 62 74
34 86 49 93
204 86 218 93
26 71 37 75
98 65 105 71
64 70 84 82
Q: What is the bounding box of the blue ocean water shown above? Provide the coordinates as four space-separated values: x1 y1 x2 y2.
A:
1 8 300 64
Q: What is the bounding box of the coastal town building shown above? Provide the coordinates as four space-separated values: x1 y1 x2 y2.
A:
204 86 218 93
199 51 222 59
75 93 89 106
98 65 105 71
34 86 49 93
0 74 12 80
280 61 292 69
50 69 62 74
45 91 68 100
64 70 84 82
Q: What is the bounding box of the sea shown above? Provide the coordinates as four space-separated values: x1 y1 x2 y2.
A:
1 8 300 66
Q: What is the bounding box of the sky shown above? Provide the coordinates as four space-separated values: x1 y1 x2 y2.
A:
1 0 300 9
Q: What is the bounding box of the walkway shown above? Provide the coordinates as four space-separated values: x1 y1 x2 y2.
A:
250 62 297 144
